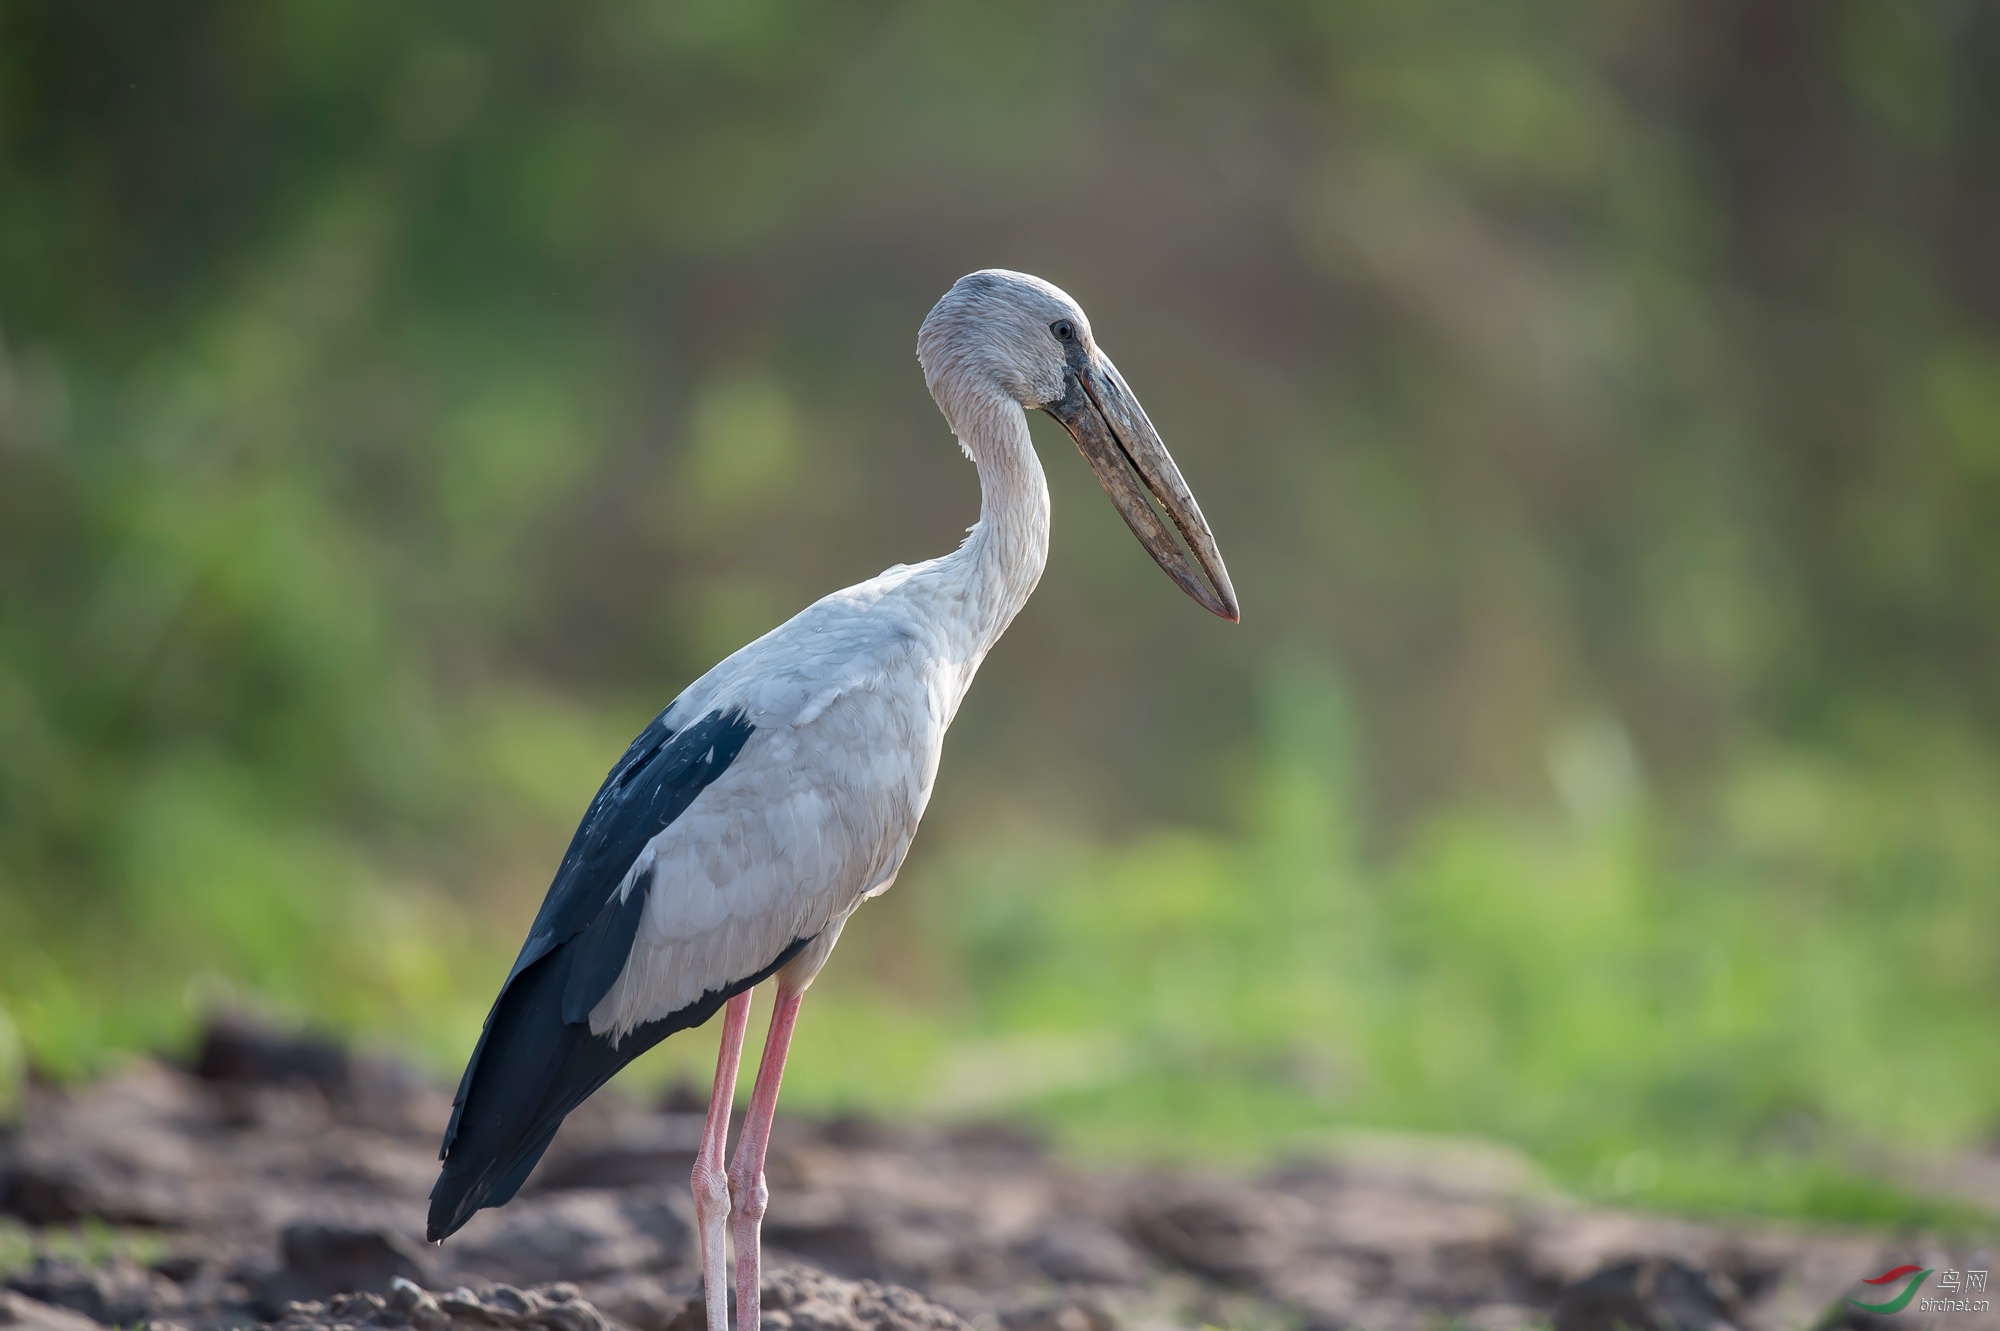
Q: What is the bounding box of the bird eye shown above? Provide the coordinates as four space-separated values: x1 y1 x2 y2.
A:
1051 319 1075 343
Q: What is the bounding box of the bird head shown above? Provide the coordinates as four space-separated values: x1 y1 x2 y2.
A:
918 269 1240 622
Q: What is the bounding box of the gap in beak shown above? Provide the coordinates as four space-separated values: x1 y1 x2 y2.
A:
1081 379 1237 621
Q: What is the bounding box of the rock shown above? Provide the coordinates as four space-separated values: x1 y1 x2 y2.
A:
343 1055 455 1139
0 1163 191 1229
445 1191 670 1284
0 1160 108 1229
1553 1258 1743 1331
0 1291 100 1331
1127 1182 1296 1284
617 1194 697 1255
149 1252 205 1284
0 1063 205 1227
270 1292 384 1331
271 1279 615 1331
759 1202 978 1288
193 1015 353 1102
387 1278 454 1331
313 1135 444 1195
1018 1218 1150 1285
261 1220 435 1312
188 1014 446 1138
4 1255 189 1327
666 1268 969 1331
528 1117 704 1193
760 1210 893 1281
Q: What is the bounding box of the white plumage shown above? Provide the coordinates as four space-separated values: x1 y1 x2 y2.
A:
431 269 1237 1331
593 563 998 1036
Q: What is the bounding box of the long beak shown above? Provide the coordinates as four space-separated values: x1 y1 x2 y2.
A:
1044 350 1240 622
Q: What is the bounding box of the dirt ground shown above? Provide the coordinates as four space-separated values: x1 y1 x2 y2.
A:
0 1020 1992 1331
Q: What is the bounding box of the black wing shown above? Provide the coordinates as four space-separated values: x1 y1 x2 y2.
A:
427 706 810 1241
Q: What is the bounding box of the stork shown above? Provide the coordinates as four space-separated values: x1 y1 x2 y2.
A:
427 270 1238 1329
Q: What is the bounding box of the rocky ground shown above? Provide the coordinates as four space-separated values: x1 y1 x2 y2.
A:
0 1019 1993 1331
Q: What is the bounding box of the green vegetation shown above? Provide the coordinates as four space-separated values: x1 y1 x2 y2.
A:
2 0 1997 1230
0 1219 162 1281
750 666 2000 1225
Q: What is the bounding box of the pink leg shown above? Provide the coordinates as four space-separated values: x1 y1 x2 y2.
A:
693 991 753 1331
726 986 805 1331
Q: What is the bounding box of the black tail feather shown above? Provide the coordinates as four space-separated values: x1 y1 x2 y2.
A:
427 933 813 1242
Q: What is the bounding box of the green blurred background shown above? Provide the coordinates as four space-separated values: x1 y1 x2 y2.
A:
3 0 1998 1227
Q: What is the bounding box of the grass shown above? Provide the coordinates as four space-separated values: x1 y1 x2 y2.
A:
2 669 1997 1233
0 1217 166 1280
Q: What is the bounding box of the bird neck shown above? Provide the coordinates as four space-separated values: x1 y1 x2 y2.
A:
943 393 1051 653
